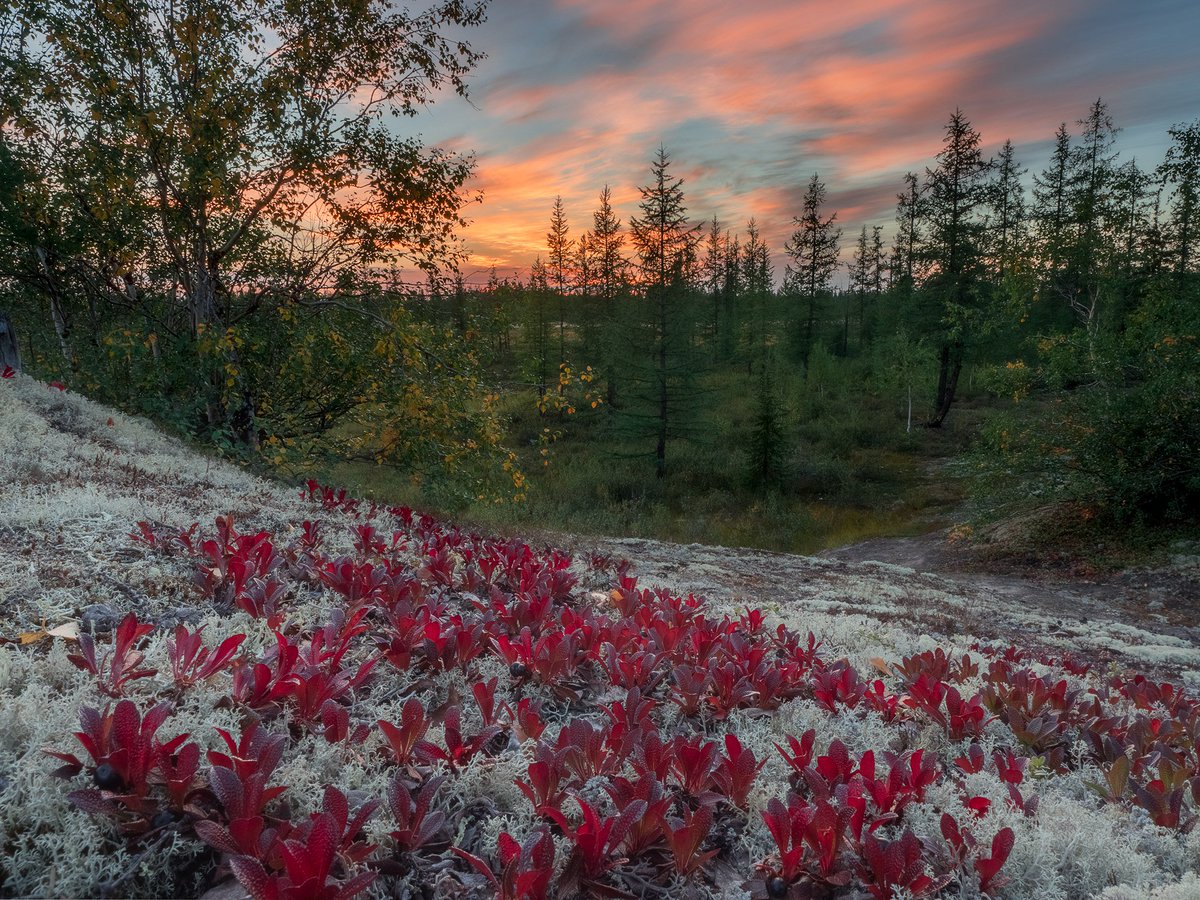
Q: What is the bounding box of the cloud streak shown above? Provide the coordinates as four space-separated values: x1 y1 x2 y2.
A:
412 0 1200 280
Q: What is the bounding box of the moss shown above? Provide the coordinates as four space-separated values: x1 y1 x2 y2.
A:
4 373 1200 898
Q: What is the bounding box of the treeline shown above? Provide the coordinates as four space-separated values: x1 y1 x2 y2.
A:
2 3 1197 530
439 100 1199 519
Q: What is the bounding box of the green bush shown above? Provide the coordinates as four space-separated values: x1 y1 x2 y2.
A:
977 277 1200 523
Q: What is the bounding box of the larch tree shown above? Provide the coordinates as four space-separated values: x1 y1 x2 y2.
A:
848 225 871 353
628 145 700 478
525 256 552 410
745 352 789 490
1061 98 1120 330
1033 123 1073 274
784 173 841 369
591 185 627 303
719 230 743 358
919 108 991 427
576 231 594 297
741 217 773 369
546 195 574 369
986 139 1027 278
849 225 883 349
892 172 924 297
573 227 599 363
723 232 743 299
1159 120 1200 275
703 217 725 341
1107 159 1153 319
703 218 725 296
590 184 627 408
869 226 886 296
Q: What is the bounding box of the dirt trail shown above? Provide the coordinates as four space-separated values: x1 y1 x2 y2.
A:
573 527 1200 679
822 529 1200 641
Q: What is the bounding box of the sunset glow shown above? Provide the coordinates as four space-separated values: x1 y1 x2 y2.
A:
414 0 1200 281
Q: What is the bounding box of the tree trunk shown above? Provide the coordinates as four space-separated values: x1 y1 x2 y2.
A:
927 343 962 427
656 289 668 479
190 262 219 334
0 311 20 373
35 246 74 362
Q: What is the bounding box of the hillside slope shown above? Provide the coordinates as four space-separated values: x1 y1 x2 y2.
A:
2 373 1200 899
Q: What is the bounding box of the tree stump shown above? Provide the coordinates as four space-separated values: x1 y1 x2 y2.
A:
0 311 20 373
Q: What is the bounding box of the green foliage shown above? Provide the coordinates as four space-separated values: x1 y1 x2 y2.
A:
626 146 703 478
977 277 1200 523
784 174 841 366
744 359 789 490
0 0 521 496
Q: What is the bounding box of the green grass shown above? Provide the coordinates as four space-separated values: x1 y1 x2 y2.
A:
319 361 980 555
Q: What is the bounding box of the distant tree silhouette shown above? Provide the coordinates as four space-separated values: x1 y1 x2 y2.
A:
891 172 924 298
784 173 841 369
590 185 628 409
986 139 1027 278
628 146 701 478
546 196 574 370
1160 120 1200 275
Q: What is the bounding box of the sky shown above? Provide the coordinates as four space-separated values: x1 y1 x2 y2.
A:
411 0 1200 284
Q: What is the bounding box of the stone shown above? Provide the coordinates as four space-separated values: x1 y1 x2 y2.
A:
80 603 121 633
199 880 251 900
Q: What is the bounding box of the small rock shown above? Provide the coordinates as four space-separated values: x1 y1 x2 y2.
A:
80 603 121 633
199 879 251 900
1147 600 1165 611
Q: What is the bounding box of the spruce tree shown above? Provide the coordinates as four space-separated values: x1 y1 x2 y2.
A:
746 356 788 490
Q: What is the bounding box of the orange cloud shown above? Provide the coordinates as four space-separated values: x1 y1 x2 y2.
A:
422 0 1191 280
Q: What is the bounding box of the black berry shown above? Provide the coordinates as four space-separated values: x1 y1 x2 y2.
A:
509 662 529 678
766 877 789 899
93 763 123 791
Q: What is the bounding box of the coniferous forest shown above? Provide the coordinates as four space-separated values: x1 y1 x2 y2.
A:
2 1 1197 560
9 4 1200 900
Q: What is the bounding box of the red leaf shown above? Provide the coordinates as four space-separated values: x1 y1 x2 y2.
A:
229 856 280 900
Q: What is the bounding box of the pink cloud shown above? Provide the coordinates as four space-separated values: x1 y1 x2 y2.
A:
444 0 1171 277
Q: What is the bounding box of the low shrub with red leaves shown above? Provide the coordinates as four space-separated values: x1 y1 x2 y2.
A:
32 480 1200 898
